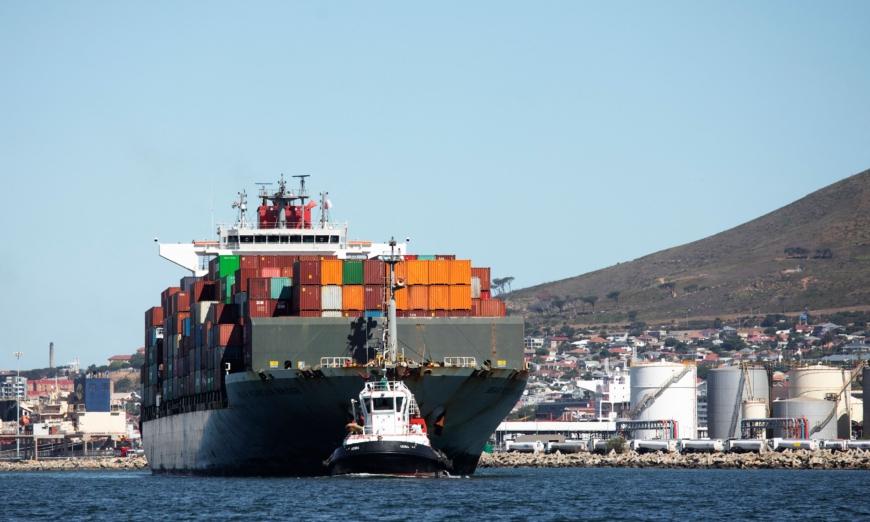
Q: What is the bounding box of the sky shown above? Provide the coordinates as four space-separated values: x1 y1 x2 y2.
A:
1 2 869 369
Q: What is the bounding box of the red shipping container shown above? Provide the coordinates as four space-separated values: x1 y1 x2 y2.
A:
431 310 449 317
260 267 281 278
294 260 321 285
172 292 190 313
191 280 217 302
211 303 240 324
174 312 190 334
234 268 260 293
363 260 386 285
248 299 278 317
480 290 492 300
280 266 294 278
449 310 471 317
298 310 321 317
364 285 385 310
471 267 491 292
406 310 430 318
145 306 164 327
404 255 418 260
277 255 297 268
259 255 281 269
292 284 322 311
161 287 181 311
248 277 271 299
436 254 456 260
214 324 243 347
240 255 259 269
475 298 506 317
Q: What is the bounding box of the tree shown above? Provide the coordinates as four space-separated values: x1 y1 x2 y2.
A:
581 295 599 313
114 377 133 393
607 291 621 305
491 276 515 296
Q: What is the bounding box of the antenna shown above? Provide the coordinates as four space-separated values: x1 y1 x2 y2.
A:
380 237 403 364
320 191 330 227
292 175 309 199
232 190 249 228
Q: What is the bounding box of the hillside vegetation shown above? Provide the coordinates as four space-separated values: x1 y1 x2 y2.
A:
507 169 870 328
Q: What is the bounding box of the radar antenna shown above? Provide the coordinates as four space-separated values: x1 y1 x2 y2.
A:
232 190 249 228
292 175 310 204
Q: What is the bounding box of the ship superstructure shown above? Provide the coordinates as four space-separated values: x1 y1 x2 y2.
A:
141 176 526 475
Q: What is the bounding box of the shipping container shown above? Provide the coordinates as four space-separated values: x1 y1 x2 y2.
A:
260 267 282 278
190 280 218 302
428 285 449 310
471 267 491 291
342 285 364 311
436 254 456 260
248 277 271 300
258 255 282 269
240 255 259 269
84 378 111 412
161 287 181 311
145 306 164 328
472 298 506 317
209 303 240 324
449 285 472 310
280 266 294 278
429 259 450 284
342 310 363 318
471 277 481 298
448 260 471 285
298 310 322 317
270 277 292 300
247 299 279 318
342 260 364 285
321 285 342 310
364 310 384 318
417 255 436 260
234 268 260 293
364 285 385 310
294 260 321 285
404 260 429 285
218 255 241 279
212 324 243 347
321 259 343 285
408 286 429 310
292 285 322 311
321 310 342 318
363 260 386 285
395 261 407 282
394 287 408 310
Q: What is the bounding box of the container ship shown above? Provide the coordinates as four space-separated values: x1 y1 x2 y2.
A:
140 176 527 475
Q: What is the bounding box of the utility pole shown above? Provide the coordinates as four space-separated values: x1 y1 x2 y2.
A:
14 351 23 459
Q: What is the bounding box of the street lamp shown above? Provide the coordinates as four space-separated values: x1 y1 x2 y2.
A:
13 351 23 459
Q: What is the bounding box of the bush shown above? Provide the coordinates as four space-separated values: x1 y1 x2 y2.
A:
606 436 627 454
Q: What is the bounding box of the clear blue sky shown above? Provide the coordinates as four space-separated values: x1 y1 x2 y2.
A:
1 2 868 370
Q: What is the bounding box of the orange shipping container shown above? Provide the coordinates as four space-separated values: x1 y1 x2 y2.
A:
449 285 471 310
428 259 450 284
342 285 365 311
321 259 343 285
404 260 429 285
395 261 407 283
408 286 429 310
428 285 449 310
394 287 409 310
448 260 471 285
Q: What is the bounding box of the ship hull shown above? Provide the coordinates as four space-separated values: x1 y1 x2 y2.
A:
143 366 526 475
327 440 448 477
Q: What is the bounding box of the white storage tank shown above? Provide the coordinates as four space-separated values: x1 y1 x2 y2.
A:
788 365 851 438
771 398 837 440
706 366 770 439
864 367 870 439
629 362 697 439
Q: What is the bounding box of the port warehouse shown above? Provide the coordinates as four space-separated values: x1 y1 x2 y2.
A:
495 362 870 452
141 255 507 418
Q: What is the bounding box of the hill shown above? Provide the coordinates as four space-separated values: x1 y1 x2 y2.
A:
507 169 870 328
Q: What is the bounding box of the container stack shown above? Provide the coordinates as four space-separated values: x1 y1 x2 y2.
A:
141 253 507 411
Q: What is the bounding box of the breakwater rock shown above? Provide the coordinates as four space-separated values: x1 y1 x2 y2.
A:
478 450 870 470
0 457 149 472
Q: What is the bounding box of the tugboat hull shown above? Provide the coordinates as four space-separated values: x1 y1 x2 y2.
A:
327 440 450 477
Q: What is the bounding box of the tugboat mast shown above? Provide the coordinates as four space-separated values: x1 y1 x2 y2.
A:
382 237 403 364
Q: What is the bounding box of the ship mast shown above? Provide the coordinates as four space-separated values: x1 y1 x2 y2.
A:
382 237 403 364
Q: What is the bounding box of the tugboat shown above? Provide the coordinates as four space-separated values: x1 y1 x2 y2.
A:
326 240 450 477
326 378 451 477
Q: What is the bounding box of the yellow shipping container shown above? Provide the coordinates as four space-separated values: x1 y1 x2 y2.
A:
408 286 429 310
448 260 471 285
428 285 450 310
405 260 429 285
342 285 364 311
449 285 472 310
429 259 450 284
395 287 408 310
321 259 343 285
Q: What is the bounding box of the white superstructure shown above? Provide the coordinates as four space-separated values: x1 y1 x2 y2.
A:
158 175 405 276
345 380 429 446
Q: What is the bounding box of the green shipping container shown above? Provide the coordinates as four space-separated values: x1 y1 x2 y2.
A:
342 260 364 284
270 277 293 300
218 255 241 278
417 255 436 260
222 274 236 304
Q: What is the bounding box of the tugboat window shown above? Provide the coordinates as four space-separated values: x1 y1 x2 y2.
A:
372 397 394 411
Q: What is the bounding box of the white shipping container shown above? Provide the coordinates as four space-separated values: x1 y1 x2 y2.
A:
471 277 481 299
321 310 342 318
321 285 343 310
193 301 217 325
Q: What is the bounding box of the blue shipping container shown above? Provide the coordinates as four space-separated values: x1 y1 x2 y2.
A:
84 378 111 412
364 310 385 318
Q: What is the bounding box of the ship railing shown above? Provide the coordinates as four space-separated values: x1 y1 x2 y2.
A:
320 357 353 369
443 357 477 368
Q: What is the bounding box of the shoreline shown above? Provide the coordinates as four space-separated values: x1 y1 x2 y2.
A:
0 457 149 472
478 450 870 470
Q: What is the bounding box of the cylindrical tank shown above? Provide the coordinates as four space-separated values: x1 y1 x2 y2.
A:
789 366 851 438
629 362 696 439
742 399 768 420
772 398 837 440
706 366 770 439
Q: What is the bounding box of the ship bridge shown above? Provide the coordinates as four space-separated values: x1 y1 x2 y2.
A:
158 175 404 276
